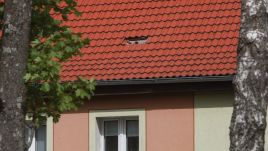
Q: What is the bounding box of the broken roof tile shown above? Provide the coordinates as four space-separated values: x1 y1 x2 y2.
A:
60 0 240 81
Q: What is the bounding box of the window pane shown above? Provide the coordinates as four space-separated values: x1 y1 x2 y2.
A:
104 120 118 136
105 136 118 151
127 137 138 151
36 125 46 151
104 121 118 151
127 120 139 151
127 120 138 137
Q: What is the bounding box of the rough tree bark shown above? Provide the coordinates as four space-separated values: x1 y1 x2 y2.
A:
0 0 32 151
230 0 268 151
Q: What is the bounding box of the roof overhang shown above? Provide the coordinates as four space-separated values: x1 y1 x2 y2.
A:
96 75 234 86
94 75 234 95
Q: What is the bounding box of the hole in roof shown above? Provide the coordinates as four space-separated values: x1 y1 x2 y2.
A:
125 36 148 45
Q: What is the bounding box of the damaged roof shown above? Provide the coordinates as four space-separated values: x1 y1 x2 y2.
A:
60 0 241 81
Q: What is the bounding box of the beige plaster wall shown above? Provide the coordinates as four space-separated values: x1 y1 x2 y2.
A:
194 91 234 151
195 91 268 151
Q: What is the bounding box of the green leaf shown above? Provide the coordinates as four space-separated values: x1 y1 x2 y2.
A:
34 56 42 63
40 82 50 92
75 89 88 99
62 95 72 102
24 73 32 82
65 46 73 52
32 39 41 46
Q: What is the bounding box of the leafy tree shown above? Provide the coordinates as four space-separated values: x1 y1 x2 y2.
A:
28 0 95 124
0 0 95 150
25 0 95 124
230 0 268 150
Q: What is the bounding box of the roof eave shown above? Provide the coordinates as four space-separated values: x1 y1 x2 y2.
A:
96 75 234 86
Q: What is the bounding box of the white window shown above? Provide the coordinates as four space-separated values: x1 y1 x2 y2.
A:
99 117 139 151
89 109 145 151
28 117 53 151
28 125 46 151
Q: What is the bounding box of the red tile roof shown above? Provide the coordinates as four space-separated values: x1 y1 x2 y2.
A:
61 0 240 81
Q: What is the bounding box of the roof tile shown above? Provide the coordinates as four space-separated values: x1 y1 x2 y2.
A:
60 0 240 81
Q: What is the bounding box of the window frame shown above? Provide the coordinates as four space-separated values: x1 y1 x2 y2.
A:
100 117 139 151
89 109 146 151
27 117 53 151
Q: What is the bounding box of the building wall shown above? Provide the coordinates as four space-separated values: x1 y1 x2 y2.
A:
146 108 193 151
53 93 194 151
53 112 89 151
194 91 268 151
52 91 268 151
53 90 268 151
194 91 234 151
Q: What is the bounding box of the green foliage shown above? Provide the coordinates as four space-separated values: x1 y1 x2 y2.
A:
0 0 95 125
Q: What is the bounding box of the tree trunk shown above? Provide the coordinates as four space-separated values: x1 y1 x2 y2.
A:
230 0 268 151
0 0 32 151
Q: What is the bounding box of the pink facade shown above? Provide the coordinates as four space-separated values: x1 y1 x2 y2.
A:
54 94 194 151
54 112 89 151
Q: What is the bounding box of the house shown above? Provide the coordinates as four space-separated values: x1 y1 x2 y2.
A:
27 0 268 151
